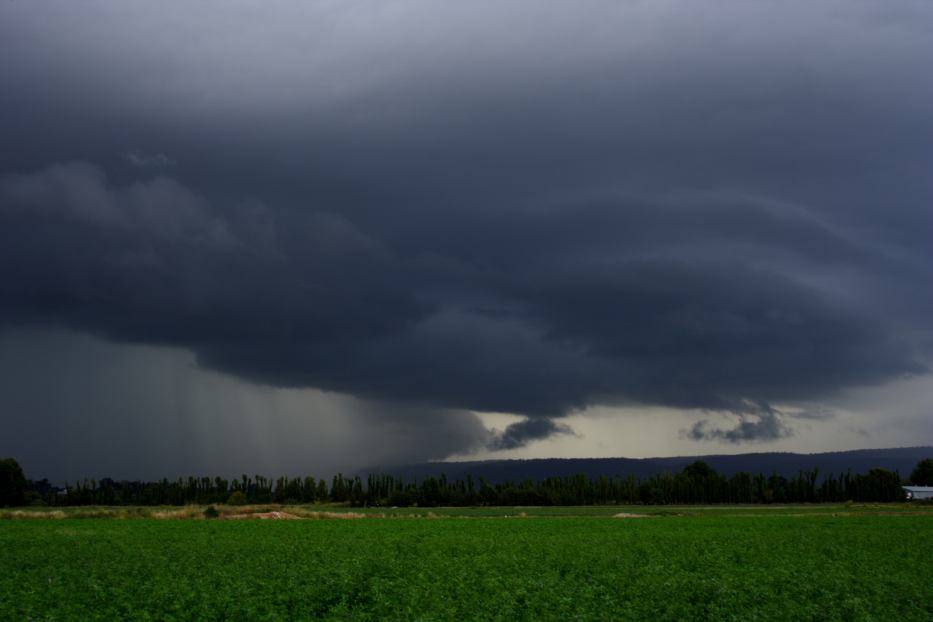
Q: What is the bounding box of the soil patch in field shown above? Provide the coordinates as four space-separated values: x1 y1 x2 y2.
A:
222 511 302 520
613 512 649 518
220 510 373 520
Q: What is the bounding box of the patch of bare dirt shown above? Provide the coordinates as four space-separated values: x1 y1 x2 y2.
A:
222 511 302 520
613 512 649 518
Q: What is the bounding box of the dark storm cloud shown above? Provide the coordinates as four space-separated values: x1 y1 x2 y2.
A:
686 402 793 443
1 0 932 459
1 162 922 423
489 418 575 451
686 413 791 444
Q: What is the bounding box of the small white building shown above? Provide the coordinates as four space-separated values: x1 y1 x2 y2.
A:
903 486 933 501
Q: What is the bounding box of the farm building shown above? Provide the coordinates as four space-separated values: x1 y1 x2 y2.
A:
902 486 933 500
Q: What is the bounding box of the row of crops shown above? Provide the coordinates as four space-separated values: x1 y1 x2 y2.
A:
2 512 932 620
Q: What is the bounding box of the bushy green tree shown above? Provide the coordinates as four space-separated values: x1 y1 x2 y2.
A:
910 458 933 486
226 490 247 506
683 460 716 480
0 458 27 507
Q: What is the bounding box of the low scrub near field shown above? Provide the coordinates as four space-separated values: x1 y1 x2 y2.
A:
2 513 932 620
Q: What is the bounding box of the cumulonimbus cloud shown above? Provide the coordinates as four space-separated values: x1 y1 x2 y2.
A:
0 162 925 446
1 1 932 455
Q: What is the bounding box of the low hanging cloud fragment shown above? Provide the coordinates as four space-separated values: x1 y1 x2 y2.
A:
488 418 576 451
686 416 791 444
686 403 793 443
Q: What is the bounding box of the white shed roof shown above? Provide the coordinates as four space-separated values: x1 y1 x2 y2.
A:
902 486 933 492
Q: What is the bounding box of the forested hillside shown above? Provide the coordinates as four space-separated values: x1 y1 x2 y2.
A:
366 447 933 484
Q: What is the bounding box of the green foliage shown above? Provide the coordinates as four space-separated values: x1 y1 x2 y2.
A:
910 458 933 486
0 458 27 507
203 505 219 519
1 515 932 620
226 491 247 506
683 460 716 479
27 464 909 507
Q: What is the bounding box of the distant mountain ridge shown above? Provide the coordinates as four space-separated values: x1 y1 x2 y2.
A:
363 446 933 484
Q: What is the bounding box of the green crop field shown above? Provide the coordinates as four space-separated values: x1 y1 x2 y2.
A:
2 508 932 620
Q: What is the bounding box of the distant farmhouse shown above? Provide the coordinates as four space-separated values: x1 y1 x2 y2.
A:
903 486 933 501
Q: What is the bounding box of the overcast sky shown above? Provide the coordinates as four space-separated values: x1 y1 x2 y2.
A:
1 1 932 482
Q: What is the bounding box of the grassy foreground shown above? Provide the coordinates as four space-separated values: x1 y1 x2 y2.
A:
2 509 932 620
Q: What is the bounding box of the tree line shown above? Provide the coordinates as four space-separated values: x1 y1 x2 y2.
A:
5 457 931 507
